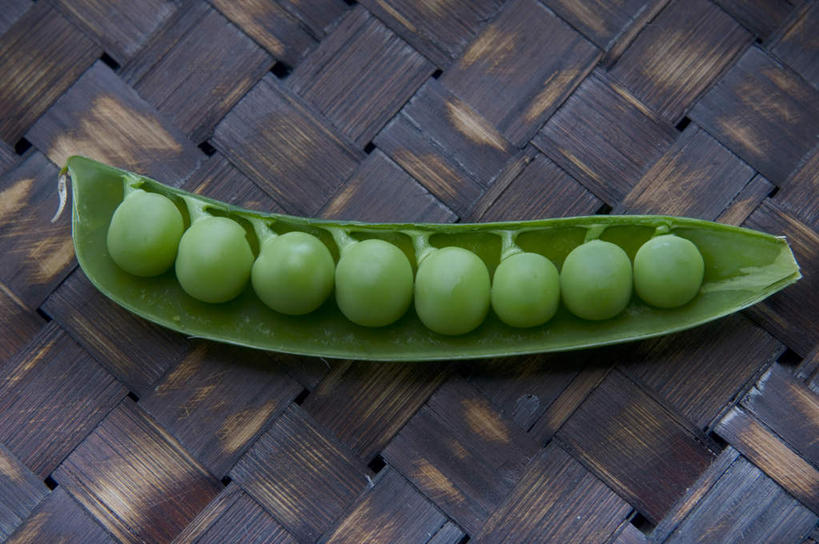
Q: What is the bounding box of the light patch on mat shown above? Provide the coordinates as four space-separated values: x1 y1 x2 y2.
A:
48 96 183 172
447 98 508 151
412 458 465 504
461 397 510 443
0 177 33 220
525 68 580 123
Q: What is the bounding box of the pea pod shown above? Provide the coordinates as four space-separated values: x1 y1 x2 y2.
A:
61 155 800 361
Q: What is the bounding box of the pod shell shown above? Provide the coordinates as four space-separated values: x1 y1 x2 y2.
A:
65 155 801 361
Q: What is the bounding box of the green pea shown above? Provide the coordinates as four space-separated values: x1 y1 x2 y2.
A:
634 234 704 308
335 239 413 327
251 231 334 315
415 247 490 335
175 216 253 303
560 240 632 320
491 252 560 328
106 189 183 277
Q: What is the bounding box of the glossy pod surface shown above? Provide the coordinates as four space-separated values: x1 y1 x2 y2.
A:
65 156 801 361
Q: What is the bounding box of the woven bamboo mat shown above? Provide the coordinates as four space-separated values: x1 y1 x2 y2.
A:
1 0 818 542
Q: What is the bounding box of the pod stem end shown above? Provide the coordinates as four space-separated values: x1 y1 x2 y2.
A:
51 171 68 223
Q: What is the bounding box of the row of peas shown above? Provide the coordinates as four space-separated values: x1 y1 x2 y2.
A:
106 187 704 335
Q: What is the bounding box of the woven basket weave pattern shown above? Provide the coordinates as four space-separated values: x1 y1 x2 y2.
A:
0 0 817 542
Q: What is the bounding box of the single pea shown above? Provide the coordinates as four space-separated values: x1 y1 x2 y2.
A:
106 189 184 277
633 234 704 308
335 239 413 327
491 252 560 328
175 216 253 303
415 247 490 335
251 231 334 315
560 240 632 320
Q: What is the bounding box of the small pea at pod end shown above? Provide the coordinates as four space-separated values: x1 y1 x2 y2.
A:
633 234 704 308
560 240 632 321
491 252 560 328
335 239 414 327
415 247 490 335
251 231 335 315
106 189 184 277
175 216 254 303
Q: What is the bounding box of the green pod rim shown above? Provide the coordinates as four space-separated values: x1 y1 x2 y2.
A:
63 155 801 361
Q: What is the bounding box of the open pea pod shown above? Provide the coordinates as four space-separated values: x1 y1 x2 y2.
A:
62 155 800 361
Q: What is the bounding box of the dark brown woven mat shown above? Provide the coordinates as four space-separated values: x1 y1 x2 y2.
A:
1 0 818 542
